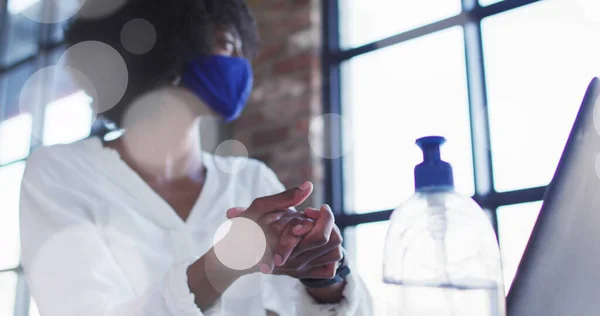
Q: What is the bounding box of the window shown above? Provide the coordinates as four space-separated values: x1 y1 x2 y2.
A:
29 299 39 316
0 162 26 271
0 1 93 314
497 201 542 292
345 221 400 315
0 272 18 316
482 0 600 191
341 26 473 213
2 3 38 67
0 114 32 164
43 91 93 145
325 0 588 307
339 0 462 48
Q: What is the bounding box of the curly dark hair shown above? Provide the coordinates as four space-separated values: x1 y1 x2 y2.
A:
65 0 259 127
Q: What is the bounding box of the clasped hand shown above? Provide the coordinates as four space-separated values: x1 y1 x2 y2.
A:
226 182 343 280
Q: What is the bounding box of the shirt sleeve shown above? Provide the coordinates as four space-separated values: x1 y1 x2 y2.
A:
255 161 286 196
255 162 374 315
292 262 374 316
261 265 374 316
19 151 205 316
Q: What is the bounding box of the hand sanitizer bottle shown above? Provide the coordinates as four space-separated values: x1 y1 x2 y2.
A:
382 136 505 316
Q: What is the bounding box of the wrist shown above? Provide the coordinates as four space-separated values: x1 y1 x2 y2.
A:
199 247 248 287
186 247 248 310
300 249 350 289
305 280 346 304
302 249 350 304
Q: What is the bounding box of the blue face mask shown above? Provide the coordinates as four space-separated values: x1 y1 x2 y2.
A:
181 55 253 122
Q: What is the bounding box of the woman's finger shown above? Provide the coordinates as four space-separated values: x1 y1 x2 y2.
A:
260 209 313 270
264 213 296 255
272 217 314 266
302 247 343 269
303 207 320 220
287 230 341 268
259 210 287 225
253 212 293 274
293 205 335 255
247 182 313 220
226 207 246 219
257 243 275 274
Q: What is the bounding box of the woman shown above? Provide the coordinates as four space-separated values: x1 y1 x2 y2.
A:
19 0 372 315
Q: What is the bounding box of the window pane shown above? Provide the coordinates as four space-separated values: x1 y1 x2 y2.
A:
0 114 32 164
41 48 94 145
29 297 39 316
342 27 473 213
497 201 543 293
0 272 18 316
43 91 93 146
2 1 39 66
339 0 461 48
349 221 403 315
0 162 26 270
482 0 600 192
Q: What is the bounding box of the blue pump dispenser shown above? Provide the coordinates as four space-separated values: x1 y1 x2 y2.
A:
414 136 454 190
383 136 506 316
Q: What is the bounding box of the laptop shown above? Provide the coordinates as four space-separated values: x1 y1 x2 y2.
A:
507 78 600 316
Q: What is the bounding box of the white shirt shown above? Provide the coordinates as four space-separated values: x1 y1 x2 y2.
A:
19 137 372 316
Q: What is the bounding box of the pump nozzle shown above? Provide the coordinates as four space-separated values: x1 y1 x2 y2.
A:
414 136 454 190
416 136 445 162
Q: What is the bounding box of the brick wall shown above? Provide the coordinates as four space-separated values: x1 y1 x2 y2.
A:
232 0 324 207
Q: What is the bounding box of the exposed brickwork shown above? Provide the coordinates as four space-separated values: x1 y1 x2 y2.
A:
233 0 323 207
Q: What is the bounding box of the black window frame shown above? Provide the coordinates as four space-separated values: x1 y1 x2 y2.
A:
322 0 548 234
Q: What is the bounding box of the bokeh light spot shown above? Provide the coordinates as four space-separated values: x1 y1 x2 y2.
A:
59 41 128 115
18 65 97 142
58 41 128 116
214 140 250 174
213 218 266 271
121 19 157 55
121 87 200 170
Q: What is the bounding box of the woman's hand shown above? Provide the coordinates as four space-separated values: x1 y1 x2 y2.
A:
224 182 317 274
188 182 316 310
226 192 347 304
228 199 343 280
256 203 347 304
270 204 343 280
